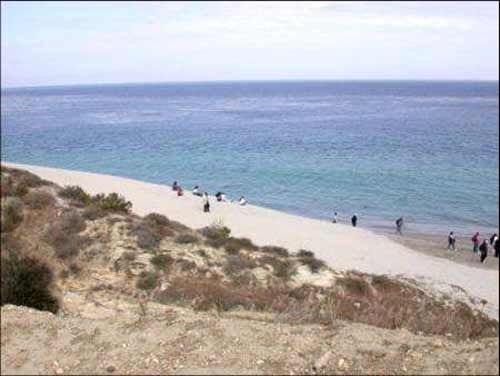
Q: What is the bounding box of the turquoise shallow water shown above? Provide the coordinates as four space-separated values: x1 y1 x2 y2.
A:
1 81 498 235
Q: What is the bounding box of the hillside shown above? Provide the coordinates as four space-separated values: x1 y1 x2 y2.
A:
1 165 499 375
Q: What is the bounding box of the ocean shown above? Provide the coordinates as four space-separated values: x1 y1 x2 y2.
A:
1 80 498 235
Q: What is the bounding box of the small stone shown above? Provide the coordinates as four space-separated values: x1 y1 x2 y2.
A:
402 366 407 372
469 357 475 363
338 358 345 368
353 302 361 309
56 368 64 375
106 365 116 373
257 359 265 365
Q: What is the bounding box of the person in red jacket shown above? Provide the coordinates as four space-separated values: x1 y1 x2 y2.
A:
471 232 480 254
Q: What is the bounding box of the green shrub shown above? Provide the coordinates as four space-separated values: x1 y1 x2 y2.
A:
136 271 159 290
1 197 24 233
59 185 92 206
174 234 199 244
150 254 174 271
260 245 289 257
92 192 132 213
1 250 60 313
23 190 55 209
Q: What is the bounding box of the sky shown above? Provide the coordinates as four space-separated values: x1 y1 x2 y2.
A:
1 1 499 87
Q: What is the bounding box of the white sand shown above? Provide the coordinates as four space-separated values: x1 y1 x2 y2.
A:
4 162 499 319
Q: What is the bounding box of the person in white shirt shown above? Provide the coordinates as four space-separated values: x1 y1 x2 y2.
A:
239 196 247 206
192 185 202 196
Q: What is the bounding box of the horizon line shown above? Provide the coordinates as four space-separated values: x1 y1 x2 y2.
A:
2 77 499 90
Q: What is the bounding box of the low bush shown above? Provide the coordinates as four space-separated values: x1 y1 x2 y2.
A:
136 271 159 290
82 204 107 220
297 249 314 258
144 213 170 227
1 250 60 313
196 249 208 258
299 256 326 274
92 192 132 213
200 225 231 248
176 258 197 272
150 254 174 271
1 176 14 197
58 209 86 233
260 245 289 257
259 255 296 279
23 190 55 210
59 185 92 206
122 251 137 262
224 237 258 254
43 210 88 260
174 234 199 244
130 222 162 250
1 197 24 233
223 254 258 275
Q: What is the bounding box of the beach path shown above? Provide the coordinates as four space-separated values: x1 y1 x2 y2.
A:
4 162 498 320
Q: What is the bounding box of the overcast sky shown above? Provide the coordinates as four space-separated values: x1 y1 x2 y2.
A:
1 1 498 87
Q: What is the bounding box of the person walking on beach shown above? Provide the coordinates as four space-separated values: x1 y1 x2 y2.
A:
239 196 247 206
177 186 184 197
489 233 498 247
447 231 456 251
396 217 404 235
203 192 210 213
332 212 338 224
172 181 179 192
479 239 489 263
471 232 480 254
494 238 500 258
351 214 358 227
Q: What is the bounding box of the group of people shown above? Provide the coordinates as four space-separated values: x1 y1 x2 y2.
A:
447 231 499 263
332 212 359 227
172 181 247 213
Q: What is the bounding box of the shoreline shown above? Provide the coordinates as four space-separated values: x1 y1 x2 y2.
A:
2 161 499 319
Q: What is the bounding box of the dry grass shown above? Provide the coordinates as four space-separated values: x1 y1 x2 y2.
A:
259 255 296 279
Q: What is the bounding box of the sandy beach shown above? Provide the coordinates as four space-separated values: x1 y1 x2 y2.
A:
3 162 499 320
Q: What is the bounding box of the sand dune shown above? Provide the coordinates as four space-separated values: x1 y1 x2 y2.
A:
4 162 498 319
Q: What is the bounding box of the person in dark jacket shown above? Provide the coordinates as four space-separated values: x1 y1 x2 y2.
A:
396 217 404 234
479 239 488 263
172 181 179 191
490 233 498 246
494 238 500 258
351 214 358 227
447 231 456 251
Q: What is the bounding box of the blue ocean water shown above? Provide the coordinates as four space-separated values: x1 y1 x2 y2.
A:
1 81 498 235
